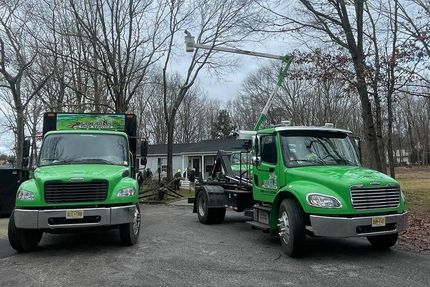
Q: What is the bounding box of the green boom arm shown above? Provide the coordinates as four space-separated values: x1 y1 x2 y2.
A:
254 55 291 131
184 31 292 131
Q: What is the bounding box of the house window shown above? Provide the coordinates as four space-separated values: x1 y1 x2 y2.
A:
157 158 167 172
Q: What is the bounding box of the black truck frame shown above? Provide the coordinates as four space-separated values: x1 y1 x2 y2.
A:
192 149 270 230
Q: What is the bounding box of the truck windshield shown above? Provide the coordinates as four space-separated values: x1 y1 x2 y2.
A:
39 133 129 166
280 131 359 167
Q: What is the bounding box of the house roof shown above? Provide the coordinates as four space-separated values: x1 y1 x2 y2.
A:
148 138 248 156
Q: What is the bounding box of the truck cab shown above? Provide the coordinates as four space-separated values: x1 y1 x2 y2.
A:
194 123 408 257
8 112 147 252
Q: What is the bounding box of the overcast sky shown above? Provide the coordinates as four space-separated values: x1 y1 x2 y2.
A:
0 32 295 155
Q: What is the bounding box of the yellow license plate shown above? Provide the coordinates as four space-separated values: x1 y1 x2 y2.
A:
371 217 386 227
66 210 84 219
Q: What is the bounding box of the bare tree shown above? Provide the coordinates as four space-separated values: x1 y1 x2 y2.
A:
252 0 390 170
161 0 259 180
233 61 362 135
67 0 167 112
0 1 54 167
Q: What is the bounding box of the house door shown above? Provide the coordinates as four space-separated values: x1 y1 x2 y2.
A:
192 158 201 177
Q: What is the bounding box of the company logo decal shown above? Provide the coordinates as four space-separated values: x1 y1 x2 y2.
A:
262 172 277 189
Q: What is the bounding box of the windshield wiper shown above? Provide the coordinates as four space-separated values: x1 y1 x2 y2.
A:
318 138 358 166
74 158 117 165
42 159 73 165
290 159 326 166
335 157 357 166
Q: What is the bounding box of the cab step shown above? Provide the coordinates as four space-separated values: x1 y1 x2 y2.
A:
247 221 270 232
253 205 271 213
244 208 254 218
252 204 271 226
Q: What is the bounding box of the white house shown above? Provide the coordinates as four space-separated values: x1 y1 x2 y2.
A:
145 138 247 180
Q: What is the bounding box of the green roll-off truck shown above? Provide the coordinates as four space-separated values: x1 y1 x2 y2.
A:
8 112 148 252
194 124 408 257
183 38 408 257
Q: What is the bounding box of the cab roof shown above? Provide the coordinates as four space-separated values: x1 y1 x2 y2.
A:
257 126 352 134
44 129 128 137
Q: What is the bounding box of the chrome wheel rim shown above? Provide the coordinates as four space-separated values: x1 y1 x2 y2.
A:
132 206 141 236
278 211 290 243
198 195 206 217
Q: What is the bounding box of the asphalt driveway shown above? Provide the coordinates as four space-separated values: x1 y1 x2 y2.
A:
0 204 429 287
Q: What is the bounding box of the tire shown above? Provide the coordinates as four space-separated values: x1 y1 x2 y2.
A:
119 204 141 246
196 191 226 224
367 233 398 249
278 199 306 257
8 211 42 252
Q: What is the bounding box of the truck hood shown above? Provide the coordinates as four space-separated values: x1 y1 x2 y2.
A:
286 165 398 191
33 164 128 186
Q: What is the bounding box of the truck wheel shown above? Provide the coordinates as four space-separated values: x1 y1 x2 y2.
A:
367 233 398 249
119 204 141 246
278 199 306 257
8 211 42 252
197 191 225 224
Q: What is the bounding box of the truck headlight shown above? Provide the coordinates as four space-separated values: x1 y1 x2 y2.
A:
17 189 35 201
307 193 341 208
117 187 135 197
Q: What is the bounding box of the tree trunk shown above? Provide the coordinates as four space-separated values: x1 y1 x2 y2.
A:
15 106 25 169
342 0 382 171
356 80 382 171
166 121 174 181
115 93 127 113
374 95 387 173
387 95 395 177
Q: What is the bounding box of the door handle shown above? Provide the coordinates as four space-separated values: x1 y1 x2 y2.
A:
268 167 275 172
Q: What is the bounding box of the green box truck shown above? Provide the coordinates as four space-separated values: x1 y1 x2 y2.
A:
8 112 148 252
193 124 408 257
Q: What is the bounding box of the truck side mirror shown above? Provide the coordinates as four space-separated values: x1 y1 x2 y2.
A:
352 136 362 162
140 140 148 166
253 136 261 166
22 139 30 168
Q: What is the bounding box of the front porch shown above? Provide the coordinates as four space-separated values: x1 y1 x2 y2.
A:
180 153 216 181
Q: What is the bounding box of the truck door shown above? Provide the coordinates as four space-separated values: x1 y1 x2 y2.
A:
253 134 278 202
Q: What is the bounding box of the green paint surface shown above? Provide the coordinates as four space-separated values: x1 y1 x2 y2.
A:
251 128 406 231
16 164 138 208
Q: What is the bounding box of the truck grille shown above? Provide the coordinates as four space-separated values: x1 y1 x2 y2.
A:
44 181 108 203
350 185 400 210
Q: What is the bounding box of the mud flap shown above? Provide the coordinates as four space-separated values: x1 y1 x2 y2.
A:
193 185 225 212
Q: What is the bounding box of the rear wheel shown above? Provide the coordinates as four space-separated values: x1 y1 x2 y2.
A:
367 233 398 249
197 191 225 224
8 211 42 252
278 199 306 257
119 204 141 246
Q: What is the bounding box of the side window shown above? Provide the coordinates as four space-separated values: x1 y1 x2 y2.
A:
260 135 277 164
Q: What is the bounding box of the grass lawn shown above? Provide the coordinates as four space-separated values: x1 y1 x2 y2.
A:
396 166 430 252
177 188 195 199
140 185 195 203
396 166 430 216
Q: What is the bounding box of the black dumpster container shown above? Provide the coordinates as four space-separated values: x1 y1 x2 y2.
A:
0 169 29 216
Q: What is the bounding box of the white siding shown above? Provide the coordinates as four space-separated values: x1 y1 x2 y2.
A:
144 155 184 177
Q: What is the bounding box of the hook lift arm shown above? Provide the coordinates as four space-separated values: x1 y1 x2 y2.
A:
184 31 292 131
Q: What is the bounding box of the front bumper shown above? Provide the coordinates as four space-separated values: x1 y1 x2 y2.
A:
14 205 137 229
309 212 408 237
